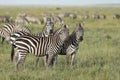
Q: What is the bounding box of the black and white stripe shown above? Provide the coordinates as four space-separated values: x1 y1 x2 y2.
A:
0 15 12 23
0 28 8 43
59 23 84 65
0 24 30 43
10 21 54 44
0 23 30 43
11 24 69 70
34 21 54 37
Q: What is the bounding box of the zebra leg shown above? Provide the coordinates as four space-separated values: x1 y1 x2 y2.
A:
71 53 76 66
46 54 58 67
13 50 19 71
66 54 70 65
44 55 48 67
34 56 39 67
14 52 26 71
1 37 5 44
19 56 26 70
47 54 54 67
53 55 58 67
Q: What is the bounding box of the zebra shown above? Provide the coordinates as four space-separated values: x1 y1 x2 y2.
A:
92 14 100 19
15 16 29 24
100 14 106 19
0 23 30 44
11 24 69 70
43 14 64 24
25 15 41 24
15 13 42 24
10 21 54 44
59 23 84 66
0 15 13 23
69 14 77 19
112 14 120 19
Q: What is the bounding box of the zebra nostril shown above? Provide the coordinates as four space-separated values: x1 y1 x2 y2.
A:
50 30 53 34
80 36 83 41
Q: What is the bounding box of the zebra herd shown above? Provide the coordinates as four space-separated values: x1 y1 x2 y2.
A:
15 13 42 24
0 13 63 25
0 12 120 24
0 20 84 71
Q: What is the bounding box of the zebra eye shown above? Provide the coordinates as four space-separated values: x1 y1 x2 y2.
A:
59 32 62 34
76 30 79 33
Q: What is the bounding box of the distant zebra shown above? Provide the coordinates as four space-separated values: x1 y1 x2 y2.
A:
52 15 64 24
15 13 42 24
10 21 54 44
0 15 13 23
11 24 69 70
43 14 63 24
59 23 84 66
15 16 29 24
100 14 106 19
0 23 30 44
78 14 89 20
69 14 77 19
25 15 41 24
92 14 100 19
113 14 120 19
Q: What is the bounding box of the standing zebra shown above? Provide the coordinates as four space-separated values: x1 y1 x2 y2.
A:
59 23 84 66
10 21 54 44
11 24 69 70
0 23 30 44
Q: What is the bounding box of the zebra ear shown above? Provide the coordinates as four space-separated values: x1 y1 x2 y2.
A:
63 24 69 29
76 22 84 28
81 22 85 28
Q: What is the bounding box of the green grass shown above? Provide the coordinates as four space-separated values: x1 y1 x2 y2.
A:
0 6 120 80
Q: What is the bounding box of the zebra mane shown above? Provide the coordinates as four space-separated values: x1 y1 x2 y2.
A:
69 30 76 41
53 24 68 36
42 20 53 31
42 24 47 31
41 22 52 34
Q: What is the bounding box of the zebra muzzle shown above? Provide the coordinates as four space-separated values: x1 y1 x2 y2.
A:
79 36 83 41
50 30 53 34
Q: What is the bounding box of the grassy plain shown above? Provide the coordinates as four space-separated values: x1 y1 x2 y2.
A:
0 5 120 80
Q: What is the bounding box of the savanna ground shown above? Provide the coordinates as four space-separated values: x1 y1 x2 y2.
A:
0 5 120 80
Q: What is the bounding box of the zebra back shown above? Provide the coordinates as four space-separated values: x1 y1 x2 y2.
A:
11 24 69 64
10 31 31 44
10 21 54 44
15 24 30 33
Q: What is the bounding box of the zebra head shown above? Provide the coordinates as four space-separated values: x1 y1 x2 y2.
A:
54 24 69 42
44 21 54 36
75 23 84 42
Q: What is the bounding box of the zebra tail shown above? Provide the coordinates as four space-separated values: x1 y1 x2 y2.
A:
11 44 15 62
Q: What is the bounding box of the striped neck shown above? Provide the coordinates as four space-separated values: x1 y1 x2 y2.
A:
54 35 64 46
70 32 79 46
